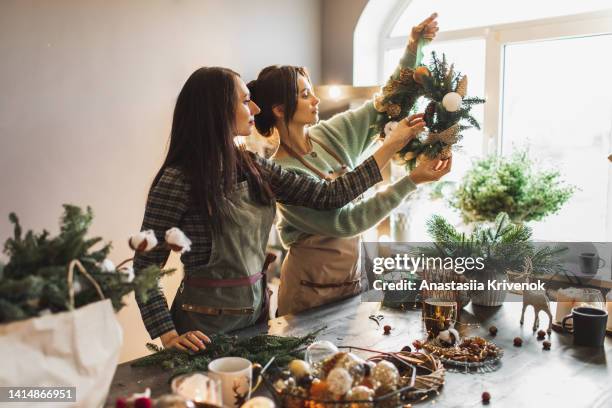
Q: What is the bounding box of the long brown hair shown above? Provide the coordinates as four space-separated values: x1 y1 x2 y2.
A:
152 67 273 233
247 65 311 136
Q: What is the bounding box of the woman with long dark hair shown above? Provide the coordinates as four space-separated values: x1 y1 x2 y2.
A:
133 66 445 351
248 14 450 315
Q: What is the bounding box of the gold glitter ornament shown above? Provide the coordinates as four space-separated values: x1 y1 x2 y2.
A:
288 359 311 379
372 360 400 387
327 367 353 397
348 385 375 407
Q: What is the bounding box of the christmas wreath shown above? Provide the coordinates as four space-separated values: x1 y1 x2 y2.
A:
375 52 485 169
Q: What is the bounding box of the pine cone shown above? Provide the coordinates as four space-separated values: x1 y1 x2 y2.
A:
399 68 414 83
386 104 401 118
382 80 401 96
437 124 460 144
456 75 468 97
373 94 387 113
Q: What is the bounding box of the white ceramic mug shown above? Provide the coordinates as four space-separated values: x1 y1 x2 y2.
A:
208 357 252 408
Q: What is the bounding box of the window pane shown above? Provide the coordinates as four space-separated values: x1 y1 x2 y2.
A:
390 0 612 37
383 39 486 240
501 34 612 241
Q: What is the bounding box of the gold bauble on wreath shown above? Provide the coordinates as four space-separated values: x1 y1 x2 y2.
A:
413 66 431 84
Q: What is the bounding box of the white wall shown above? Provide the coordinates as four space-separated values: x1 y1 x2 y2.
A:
0 0 321 362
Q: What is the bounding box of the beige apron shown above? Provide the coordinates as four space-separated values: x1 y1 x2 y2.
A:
277 137 362 316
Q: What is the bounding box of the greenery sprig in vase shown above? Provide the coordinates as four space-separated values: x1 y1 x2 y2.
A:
452 151 575 224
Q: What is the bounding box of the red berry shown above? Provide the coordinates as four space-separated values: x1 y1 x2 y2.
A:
134 397 153 408
513 337 523 347
115 398 128 408
482 391 491 403
383 325 392 335
537 330 546 340
543 340 551 350
488 326 498 336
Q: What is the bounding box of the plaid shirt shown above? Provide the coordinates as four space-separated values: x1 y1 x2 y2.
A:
134 154 381 339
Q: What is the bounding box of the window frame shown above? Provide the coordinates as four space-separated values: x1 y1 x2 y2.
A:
364 2 612 239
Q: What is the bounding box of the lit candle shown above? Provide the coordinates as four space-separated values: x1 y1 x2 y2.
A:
172 372 223 407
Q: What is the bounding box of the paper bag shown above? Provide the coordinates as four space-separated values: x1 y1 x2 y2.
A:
0 299 123 407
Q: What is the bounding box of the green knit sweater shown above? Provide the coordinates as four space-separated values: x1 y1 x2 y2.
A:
273 43 425 248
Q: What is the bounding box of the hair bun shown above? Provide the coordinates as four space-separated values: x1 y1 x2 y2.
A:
246 79 258 95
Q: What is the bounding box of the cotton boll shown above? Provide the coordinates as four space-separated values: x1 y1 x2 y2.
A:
129 230 158 252
165 228 192 253
442 92 463 112
100 259 116 273
120 266 135 283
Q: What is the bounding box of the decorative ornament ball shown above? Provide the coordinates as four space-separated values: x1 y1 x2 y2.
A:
288 359 311 379
442 92 463 112
372 360 400 387
240 397 275 408
305 340 339 365
326 367 353 397
348 385 375 407
309 379 328 400
413 66 431 84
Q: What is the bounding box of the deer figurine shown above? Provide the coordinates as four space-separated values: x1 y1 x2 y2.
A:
519 257 552 334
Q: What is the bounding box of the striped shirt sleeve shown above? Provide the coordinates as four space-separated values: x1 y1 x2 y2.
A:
255 154 382 209
133 167 188 339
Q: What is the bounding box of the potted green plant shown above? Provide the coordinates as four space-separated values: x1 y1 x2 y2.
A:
452 151 574 224
422 213 565 306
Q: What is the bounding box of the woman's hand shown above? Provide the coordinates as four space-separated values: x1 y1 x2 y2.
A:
383 113 426 151
408 13 439 53
160 329 211 352
374 114 425 171
409 155 452 184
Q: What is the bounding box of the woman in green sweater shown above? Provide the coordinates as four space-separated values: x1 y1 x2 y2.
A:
248 14 451 315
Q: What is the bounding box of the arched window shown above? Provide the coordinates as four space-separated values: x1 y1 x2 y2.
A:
355 0 612 241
